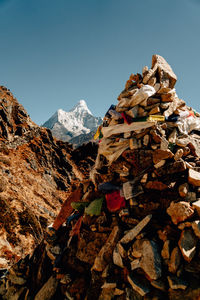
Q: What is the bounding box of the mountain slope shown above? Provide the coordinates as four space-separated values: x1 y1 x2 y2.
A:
42 100 102 144
0 87 98 269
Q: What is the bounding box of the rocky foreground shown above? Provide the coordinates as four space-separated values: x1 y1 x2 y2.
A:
1 56 200 300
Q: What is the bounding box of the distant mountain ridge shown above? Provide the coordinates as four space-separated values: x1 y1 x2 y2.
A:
42 100 102 145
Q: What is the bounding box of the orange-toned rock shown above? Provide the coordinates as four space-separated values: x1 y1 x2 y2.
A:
188 169 200 187
146 181 168 190
167 201 194 225
178 183 189 198
153 149 174 164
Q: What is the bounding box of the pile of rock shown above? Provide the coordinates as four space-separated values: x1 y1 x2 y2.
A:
1 55 200 299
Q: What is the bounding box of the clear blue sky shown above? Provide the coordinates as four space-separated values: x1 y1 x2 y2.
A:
0 0 200 125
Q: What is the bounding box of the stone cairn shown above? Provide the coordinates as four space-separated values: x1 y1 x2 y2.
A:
1 55 200 299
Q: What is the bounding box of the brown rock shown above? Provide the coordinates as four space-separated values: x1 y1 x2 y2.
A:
161 240 170 260
185 191 196 202
164 98 185 118
149 106 160 115
34 275 59 300
131 239 145 258
167 276 188 290
140 240 162 280
178 222 192 230
151 278 167 292
155 160 186 177
191 220 200 238
148 77 157 86
161 91 176 102
167 201 194 225
160 136 169 150
143 134 150 146
76 231 108 265
150 129 162 143
146 181 168 191
178 229 197 262
92 226 120 272
192 199 200 216
168 128 178 144
143 55 177 88
154 159 165 169
188 169 200 187
147 97 160 105
153 149 174 164
178 183 189 198
0 176 7 193
127 274 150 296
174 149 184 161
120 215 152 244
130 259 140 270
113 246 123 268
168 247 181 274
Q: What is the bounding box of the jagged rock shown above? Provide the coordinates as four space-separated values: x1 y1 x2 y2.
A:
120 215 152 244
153 149 174 164
192 199 200 216
161 240 170 261
131 239 145 258
7 273 26 285
130 259 140 271
145 180 168 190
178 183 189 197
191 220 200 238
174 148 184 161
76 231 108 265
92 226 120 272
140 240 162 280
113 246 124 268
127 274 150 296
178 229 197 262
167 275 188 290
34 275 59 300
168 247 181 274
151 278 167 292
167 201 194 225
143 55 177 88
185 191 196 202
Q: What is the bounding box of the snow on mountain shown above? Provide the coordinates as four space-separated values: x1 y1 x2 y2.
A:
42 100 102 144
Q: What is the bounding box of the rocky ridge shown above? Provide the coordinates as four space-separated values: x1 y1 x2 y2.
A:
0 87 98 270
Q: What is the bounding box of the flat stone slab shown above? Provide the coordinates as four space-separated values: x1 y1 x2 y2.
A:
140 240 162 280
120 215 152 244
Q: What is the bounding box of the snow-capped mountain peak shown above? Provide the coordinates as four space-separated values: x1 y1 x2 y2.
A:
70 99 92 115
42 100 102 144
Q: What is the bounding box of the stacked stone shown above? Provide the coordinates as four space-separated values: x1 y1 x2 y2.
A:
90 55 200 298
2 55 200 299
